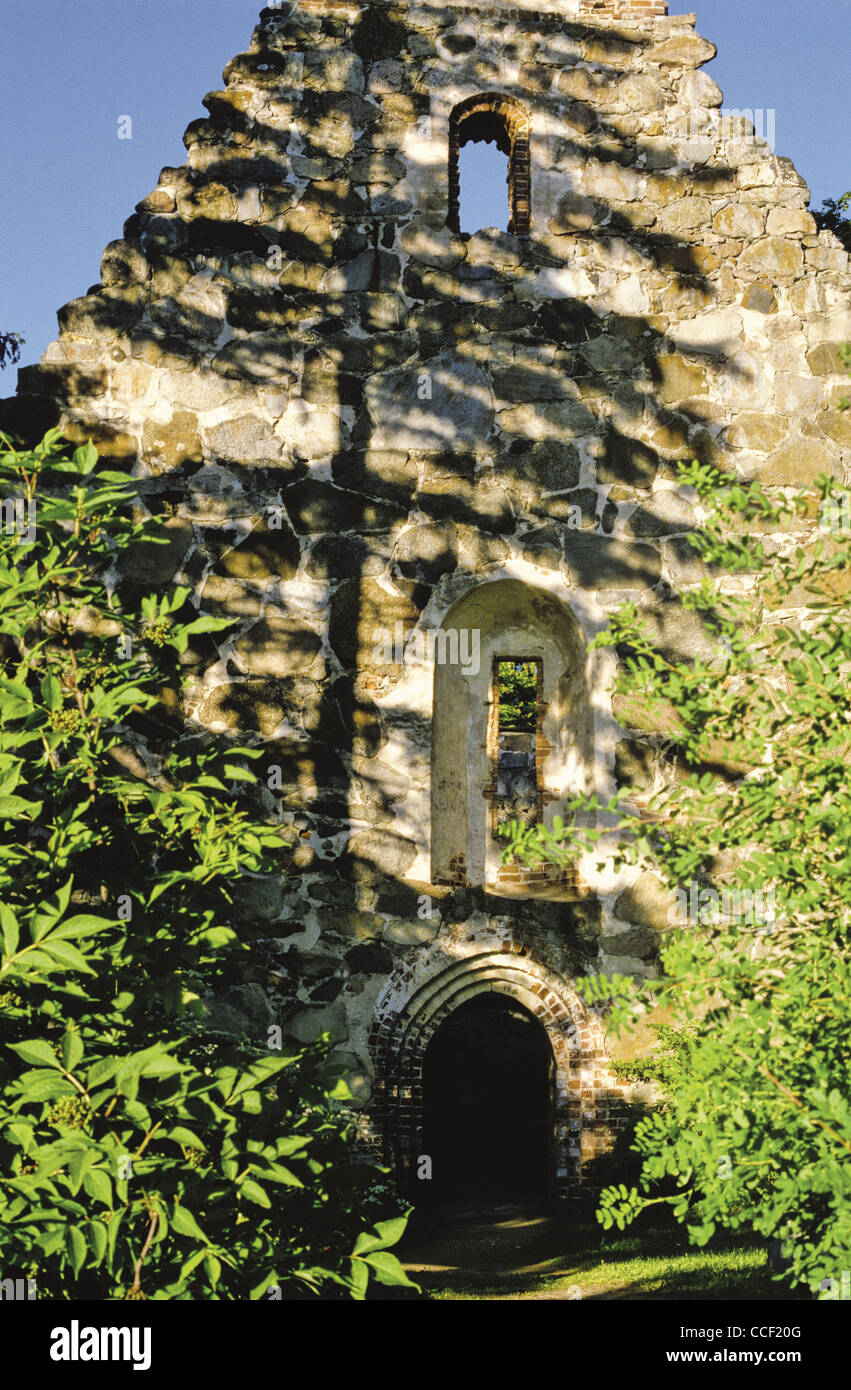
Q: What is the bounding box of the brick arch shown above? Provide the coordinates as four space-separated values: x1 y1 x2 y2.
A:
448 95 531 237
367 937 616 1202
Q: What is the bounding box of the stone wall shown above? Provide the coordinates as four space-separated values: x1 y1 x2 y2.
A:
4 0 849 1198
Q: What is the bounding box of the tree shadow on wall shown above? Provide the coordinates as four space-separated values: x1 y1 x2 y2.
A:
1 5 768 1081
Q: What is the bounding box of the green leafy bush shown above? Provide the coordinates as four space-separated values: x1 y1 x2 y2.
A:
815 192 851 252
503 461 851 1297
0 430 414 1299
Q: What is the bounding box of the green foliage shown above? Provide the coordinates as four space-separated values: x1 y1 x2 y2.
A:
610 1023 699 1101
815 192 851 252
503 455 851 1297
0 430 415 1299
497 660 538 731
0 331 25 370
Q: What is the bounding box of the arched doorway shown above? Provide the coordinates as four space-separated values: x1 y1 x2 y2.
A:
367 938 616 1204
422 993 554 1208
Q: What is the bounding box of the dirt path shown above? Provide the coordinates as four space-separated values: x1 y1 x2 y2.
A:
396 1203 787 1301
398 1204 621 1300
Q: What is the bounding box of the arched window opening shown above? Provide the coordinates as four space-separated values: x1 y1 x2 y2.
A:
448 96 531 237
490 658 543 838
431 579 592 895
457 138 511 236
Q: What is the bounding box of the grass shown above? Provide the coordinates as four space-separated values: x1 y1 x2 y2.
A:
400 1214 804 1302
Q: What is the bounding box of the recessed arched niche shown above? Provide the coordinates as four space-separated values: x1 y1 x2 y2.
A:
430 579 593 894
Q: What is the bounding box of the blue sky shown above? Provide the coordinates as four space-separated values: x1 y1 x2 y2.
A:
1 0 848 377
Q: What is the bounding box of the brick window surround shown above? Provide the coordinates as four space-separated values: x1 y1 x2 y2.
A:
448 95 532 237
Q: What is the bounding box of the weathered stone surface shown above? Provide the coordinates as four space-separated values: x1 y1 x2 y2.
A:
499 398 597 442
774 373 825 414
202 571 264 623
806 342 847 376
657 197 712 236
601 924 659 961
738 237 804 281
285 479 403 534
345 941 393 974
557 66 609 103
141 411 202 472
548 191 599 234
214 523 301 583
626 491 695 537
321 251 376 292
741 282 778 314
287 1004 348 1044
655 354 709 404
507 440 582 492
198 681 286 736
640 600 716 660
726 414 788 451
101 239 149 287
305 533 371 581
765 207 818 238
62 421 138 462
669 309 743 354
10 0 851 1190
212 334 297 383
331 449 419 504
366 357 494 451
677 70 723 108
392 522 457 584
564 534 661 590
757 438 843 485
491 358 584 405
580 161 642 204
205 415 284 465
614 739 655 793
617 73 667 113
613 873 678 934
233 618 324 679
383 918 441 945
400 221 465 269
328 576 421 665
712 204 765 239
597 429 659 487
346 829 417 877
118 517 193 584
204 985 276 1039
816 410 851 447
465 229 523 270
651 33 717 67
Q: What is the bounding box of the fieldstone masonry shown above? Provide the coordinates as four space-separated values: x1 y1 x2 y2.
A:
5 0 850 1201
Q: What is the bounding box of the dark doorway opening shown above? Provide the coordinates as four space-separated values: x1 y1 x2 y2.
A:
422 993 553 1210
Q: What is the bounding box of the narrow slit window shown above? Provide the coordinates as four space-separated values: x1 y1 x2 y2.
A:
493 658 542 836
458 138 511 235
449 96 531 238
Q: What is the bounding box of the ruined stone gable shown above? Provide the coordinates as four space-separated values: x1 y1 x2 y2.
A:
5 0 850 1201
